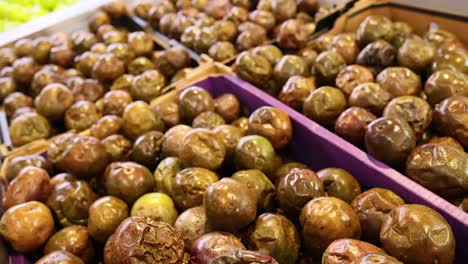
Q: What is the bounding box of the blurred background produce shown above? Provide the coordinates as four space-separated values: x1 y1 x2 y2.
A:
0 0 80 32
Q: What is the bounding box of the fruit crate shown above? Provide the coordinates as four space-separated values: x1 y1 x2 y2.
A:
232 0 468 220
1 73 466 263
0 0 206 154
129 0 358 65
149 74 468 263
0 62 231 179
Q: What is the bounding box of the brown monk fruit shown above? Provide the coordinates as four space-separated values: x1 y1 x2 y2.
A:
9 112 51 147
6 154 51 182
248 106 292 150
174 206 212 252
331 33 359 65
277 169 324 216
351 188 405 244
204 178 257 232
235 51 272 89
348 83 392 116
35 83 74 120
376 67 421 97
179 128 226 170
65 101 101 131
380 204 455 264
130 70 166 102
129 131 164 170
48 134 108 179
317 168 361 204
122 101 165 140
245 213 300 264
2 166 51 210
303 86 346 128
356 40 396 74
0 202 54 253
312 51 346 86
335 107 377 147
104 217 184 264
191 232 246 264
356 15 394 47
383 96 432 137
278 76 316 111
322 239 386 264
3 92 33 118
335 65 374 96
178 86 215 122
406 143 468 199
300 197 361 258
47 180 98 227
424 70 468 106
102 162 154 204
397 35 436 72
87 196 129 242
44 226 94 263
432 96 468 148
210 250 279 264
365 117 416 169
101 134 132 162
36 250 84 264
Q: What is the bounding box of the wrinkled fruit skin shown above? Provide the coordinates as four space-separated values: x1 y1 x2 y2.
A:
172 167 219 211
380 204 455 264
174 206 211 252
424 70 468 106
406 143 468 198
355 253 402 264
2 166 52 210
322 239 385 264
433 96 468 148
6 154 51 182
48 135 108 179
248 106 292 149
191 232 246 264
179 128 226 171
300 197 361 257
277 169 325 216
317 168 361 204
351 188 405 244
235 135 276 174
383 96 432 138
365 117 416 169
44 225 94 263
204 178 257 232
47 180 98 227
349 83 392 116
178 86 215 122
335 107 377 147
210 250 279 264
36 250 84 264
104 217 184 264
102 162 154 205
245 213 300 264
87 196 129 242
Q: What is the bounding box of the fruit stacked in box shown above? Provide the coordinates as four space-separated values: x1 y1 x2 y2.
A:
0 81 459 263
0 0 80 32
234 15 468 211
0 1 194 148
131 0 336 61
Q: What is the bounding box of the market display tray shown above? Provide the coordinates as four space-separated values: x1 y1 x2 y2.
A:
159 75 468 262
1 73 467 263
0 0 201 153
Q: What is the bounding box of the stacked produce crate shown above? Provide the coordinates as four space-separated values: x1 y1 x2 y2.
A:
0 0 466 263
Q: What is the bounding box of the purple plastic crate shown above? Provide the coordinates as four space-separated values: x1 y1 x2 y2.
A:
2 74 467 263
